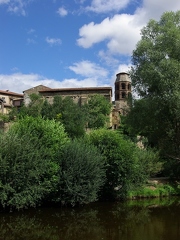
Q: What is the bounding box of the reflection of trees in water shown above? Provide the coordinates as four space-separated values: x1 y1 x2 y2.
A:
0 198 180 240
0 216 58 240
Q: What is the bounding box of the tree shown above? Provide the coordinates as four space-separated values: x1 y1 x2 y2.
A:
84 95 112 129
41 96 86 138
55 139 105 206
86 129 157 200
19 93 44 118
128 11 180 175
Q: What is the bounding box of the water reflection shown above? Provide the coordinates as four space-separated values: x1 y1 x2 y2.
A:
0 197 180 240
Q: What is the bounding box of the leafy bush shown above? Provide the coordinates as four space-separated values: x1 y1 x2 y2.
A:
86 129 161 200
55 139 105 206
0 117 69 210
134 148 162 177
9 116 69 158
0 132 54 210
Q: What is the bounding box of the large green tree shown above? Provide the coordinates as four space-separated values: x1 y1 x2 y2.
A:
84 94 112 129
128 11 180 175
41 96 86 138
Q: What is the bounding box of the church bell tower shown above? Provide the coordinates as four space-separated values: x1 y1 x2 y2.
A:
114 72 131 115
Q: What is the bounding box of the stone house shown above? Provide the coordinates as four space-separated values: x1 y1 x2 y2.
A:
0 90 23 114
0 72 131 129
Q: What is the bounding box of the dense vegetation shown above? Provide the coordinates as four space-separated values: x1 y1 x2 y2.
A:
0 115 161 211
1 11 180 211
126 10 180 178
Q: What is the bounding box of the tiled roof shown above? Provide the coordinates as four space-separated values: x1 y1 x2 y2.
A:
39 87 112 93
0 90 23 97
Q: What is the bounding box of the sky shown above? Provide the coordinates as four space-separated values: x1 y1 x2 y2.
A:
0 0 180 95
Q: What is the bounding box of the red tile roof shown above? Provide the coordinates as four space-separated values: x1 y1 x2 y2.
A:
0 90 23 97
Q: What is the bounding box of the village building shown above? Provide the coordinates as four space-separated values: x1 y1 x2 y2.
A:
0 90 23 114
114 72 131 115
0 72 131 129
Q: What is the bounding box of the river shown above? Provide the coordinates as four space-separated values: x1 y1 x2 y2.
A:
0 197 180 240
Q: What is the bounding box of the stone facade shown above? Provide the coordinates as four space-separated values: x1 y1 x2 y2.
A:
0 72 131 129
23 85 51 106
114 72 131 115
38 87 112 105
0 90 23 114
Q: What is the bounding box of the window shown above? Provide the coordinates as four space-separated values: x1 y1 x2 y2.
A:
115 83 119 91
121 83 126 89
115 93 119 100
122 92 126 98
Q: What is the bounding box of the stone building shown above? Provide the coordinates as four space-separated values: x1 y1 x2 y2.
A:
0 72 131 129
23 86 113 127
23 72 131 129
114 72 131 115
23 85 51 106
40 87 112 104
0 90 23 114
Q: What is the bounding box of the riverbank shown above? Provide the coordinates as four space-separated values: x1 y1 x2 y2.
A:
127 178 180 199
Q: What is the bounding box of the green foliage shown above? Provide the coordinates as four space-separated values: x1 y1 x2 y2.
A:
18 94 44 118
0 132 56 210
9 116 69 157
55 139 105 206
134 148 162 177
41 96 86 139
0 113 9 123
0 117 69 210
128 183 180 199
84 95 112 129
128 11 180 176
86 129 154 200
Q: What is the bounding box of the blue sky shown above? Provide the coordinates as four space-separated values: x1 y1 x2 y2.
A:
0 0 180 94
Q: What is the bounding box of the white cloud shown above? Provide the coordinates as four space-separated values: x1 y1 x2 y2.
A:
0 0 10 4
77 14 142 55
69 60 108 78
57 7 68 17
86 0 130 13
8 0 27 16
137 0 180 23
45 37 62 46
77 0 180 56
0 72 105 94
27 28 35 34
0 0 31 16
115 63 131 75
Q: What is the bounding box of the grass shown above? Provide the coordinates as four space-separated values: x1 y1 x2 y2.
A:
127 182 180 199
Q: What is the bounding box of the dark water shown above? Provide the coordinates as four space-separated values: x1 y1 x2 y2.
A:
0 197 180 240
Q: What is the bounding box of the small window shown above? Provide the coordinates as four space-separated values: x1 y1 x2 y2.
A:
115 83 119 91
115 93 119 100
122 92 126 98
128 84 131 91
121 83 126 89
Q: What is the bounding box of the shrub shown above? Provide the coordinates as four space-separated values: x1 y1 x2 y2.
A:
0 133 54 210
0 117 69 210
8 116 69 158
134 148 162 177
86 129 161 200
55 139 105 206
